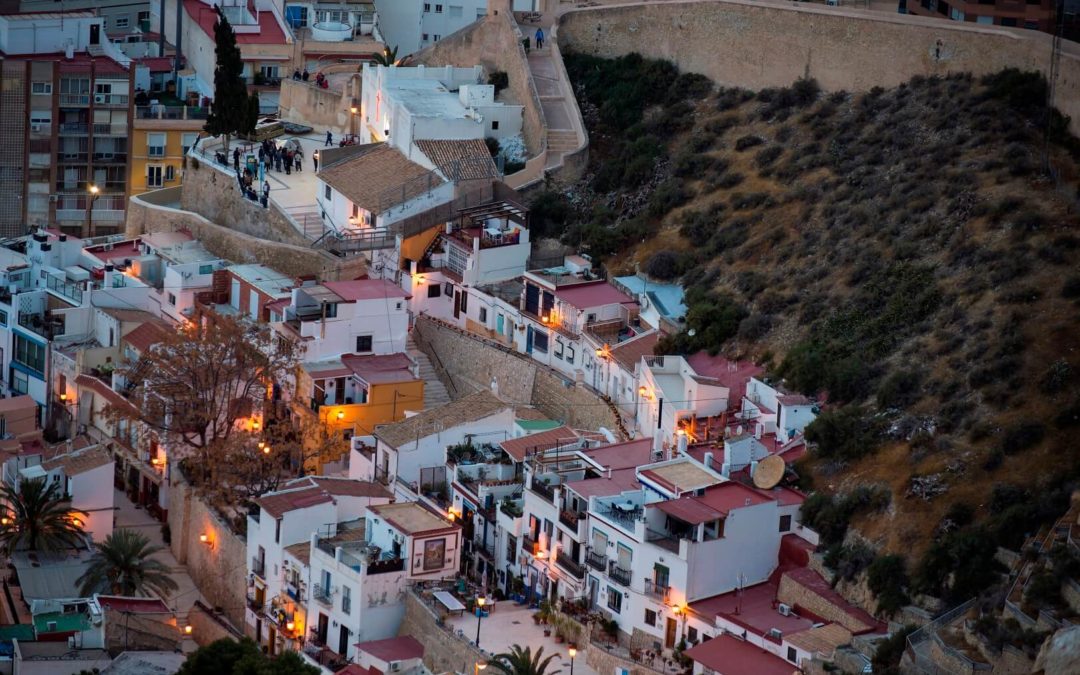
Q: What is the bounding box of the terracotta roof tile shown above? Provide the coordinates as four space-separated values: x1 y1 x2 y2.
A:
415 139 499 181
609 331 660 371
122 322 171 353
254 477 391 519
40 446 112 476
319 143 444 214
499 426 579 462
353 635 424 662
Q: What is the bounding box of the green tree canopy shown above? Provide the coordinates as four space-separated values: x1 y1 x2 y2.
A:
76 529 179 598
203 5 258 150
178 638 319 675
489 645 561 675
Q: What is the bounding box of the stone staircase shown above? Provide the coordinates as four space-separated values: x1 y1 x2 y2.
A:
547 130 579 152
281 204 326 241
407 333 451 409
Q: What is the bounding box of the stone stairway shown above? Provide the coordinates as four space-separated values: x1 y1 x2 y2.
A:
407 334 451 409
547 130 579 152
281 204 325 241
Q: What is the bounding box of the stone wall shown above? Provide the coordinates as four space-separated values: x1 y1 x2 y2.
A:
412 9 546 160
188 600 244 648
586 642 655 675
412 315 623 433
397 590 485 674
167 470 249 631
127 187 367 280
927 632 983 675
104 607 180 652
279 78 358 136
557 0 1080 133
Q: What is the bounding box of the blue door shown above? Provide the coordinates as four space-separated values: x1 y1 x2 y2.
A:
526 326 534 354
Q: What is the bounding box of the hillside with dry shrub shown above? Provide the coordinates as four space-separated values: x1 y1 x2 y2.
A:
533 54 1080 611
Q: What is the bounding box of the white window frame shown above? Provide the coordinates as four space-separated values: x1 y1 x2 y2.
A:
147 132 166 157
115 16 130 28
31 82 52 95
147 165 164 188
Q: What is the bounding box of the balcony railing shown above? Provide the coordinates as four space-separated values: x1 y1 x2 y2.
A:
556 550 586 579
252 557 266 578
646 530 682 554
60 93 91 106
644 579 670 602
586 550 607 572
559 509 585 530
608 561 632 587
598 503 642 531
522 534 538 556
367 557 405 575
529 480 556 504
312 584 332 606
136 105 210 120
246 594 264 612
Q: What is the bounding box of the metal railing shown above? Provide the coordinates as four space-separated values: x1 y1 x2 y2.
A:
644 579 670 601
312 584 333 606
559 509 585 530
529 479 556 503
252 557 266 578
556 550 586 579
608 561 631 587
586 550 607 571
135 105 210 120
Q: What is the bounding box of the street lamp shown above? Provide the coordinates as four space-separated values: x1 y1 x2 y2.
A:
474 662 487 675
568 647 577 675
475 596 486 647
86 184 100 236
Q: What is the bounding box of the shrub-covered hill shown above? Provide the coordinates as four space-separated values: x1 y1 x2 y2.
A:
536 54 1080 603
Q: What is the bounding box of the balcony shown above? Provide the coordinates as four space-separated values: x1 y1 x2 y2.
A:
252 557 266 579
367 556 405 576
559 509 585 531
246 594 264 612
529 479 556 504
644 579 671 602
93 153 128 164
312 584 332 606
608 561 632 587
597 502 642 531
135 105 209 120
60 93 91 106
18 312 64 340
646 530 682 554
522 534 538 556
556 550 586 579
94 94 129 107
586 550 607 572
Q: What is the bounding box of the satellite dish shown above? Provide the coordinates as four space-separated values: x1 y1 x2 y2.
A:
688 328 697 337
753 455 785 490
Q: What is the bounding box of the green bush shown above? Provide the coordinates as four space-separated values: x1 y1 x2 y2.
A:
805 406 883 461
487 71 509 94
644 251 682 281
872 626 918 675
528 190 573 239
876 370 923 409
1000 422 1046 455
867 555 910 617
734 134 765 151
800 486 890 547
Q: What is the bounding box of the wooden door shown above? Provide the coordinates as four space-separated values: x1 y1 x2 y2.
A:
665 617 677 649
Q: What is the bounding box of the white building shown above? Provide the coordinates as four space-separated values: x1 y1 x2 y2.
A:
741 377 817 445
361 389 513 490
371 0 485 54
359 64 523 154
275 279 411 362
0 13 132 67
305 502 460 663
246 476 394 655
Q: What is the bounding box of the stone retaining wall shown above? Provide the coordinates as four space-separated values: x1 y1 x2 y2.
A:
558 0 1080 133
127 186 367 280
279 78 357 135
413 315 622 433
397 590 485 674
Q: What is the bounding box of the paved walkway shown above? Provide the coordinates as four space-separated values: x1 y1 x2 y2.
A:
446 604 599 675
112 488 202 652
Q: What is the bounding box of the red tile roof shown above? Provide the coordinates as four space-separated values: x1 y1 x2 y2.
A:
685 353 763 409
122 322 170 353
254 477 391 518
341 353 417 385
499 426 579 462
609 331 659 372
553 281 635 311
683 633 797 675
184 0 289 45
354 635 424 662
322 279 411 302
337 666 373 675
96 596 170 614
581 438 654 470
75 374 137 413
655 498 724 525
781 567 884 634
563 467 642 499
690 581 813 637
655 481 774 525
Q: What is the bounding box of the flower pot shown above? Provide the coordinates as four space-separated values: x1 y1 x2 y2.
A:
543 629 551 637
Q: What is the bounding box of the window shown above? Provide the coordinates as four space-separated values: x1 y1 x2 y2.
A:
459 291 468 312
199 264 214 275
1000 16 1017 25
182 133 199 154
324 185 332 200
433 34 441 41
644 609 656 626
355 335 373 352
147 165 163 188
9 369 28 395
274 519 281 544
435 4 443 12
479 307 487 323
31 82 52 95
0 311 7 326
975 15 994 23
566 344 575 364
165 165 175 181
259 65 280 80
492 120 500 131
115 16 130 28
422 33 429 41
342 585 352 614
449 5 463 16
324 303 338 318
423 2 431 11
167 293 176 306
427 284 441 298
147 133 166 157
14 335 46 374
138 10 150 22
533 331 548 354
30 111 51 129
606 586 622 613
444 282 454 298
779 514 792 532
787 647 797 663
554 339 564 360
688 627 698 643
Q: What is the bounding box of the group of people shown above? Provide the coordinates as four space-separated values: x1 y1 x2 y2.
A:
293 68 330 89
258 139 304 175
235 166 269 208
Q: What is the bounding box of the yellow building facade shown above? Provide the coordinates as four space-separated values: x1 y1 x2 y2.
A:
130 106 206 196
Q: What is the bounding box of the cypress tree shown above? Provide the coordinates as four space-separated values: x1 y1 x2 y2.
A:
203 6 255 151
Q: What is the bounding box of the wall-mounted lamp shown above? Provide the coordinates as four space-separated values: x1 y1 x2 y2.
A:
71 517 82 528
257 441 266 450
151 457 163 466
0 517 9 526
184 625 193 635
199 533 214 549
638 386 652 400
262 445 271 455
251 419 261 431
415 275 426 285
350 106 359 114
337 409 345 420
59 393 67 402
286 620 296 632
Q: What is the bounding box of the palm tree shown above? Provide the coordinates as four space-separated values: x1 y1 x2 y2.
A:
0 477 86 554
372 45 399 67
489 645 562 675
76 529 179 598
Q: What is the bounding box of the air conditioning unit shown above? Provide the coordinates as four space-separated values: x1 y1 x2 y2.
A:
31 124 42 132
390 662 402 672
768 628 783 640
778 603 791 617
103 243 114 251
94 94 106 104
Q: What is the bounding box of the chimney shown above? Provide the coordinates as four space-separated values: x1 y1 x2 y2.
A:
721 462 731 478
703 452 713 470
676 431 688 456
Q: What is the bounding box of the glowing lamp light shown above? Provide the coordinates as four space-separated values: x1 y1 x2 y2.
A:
257 441 266 450
337 410 345 420
541 315 550 324
477 663 487 672
59 393 67 402
415 275 426 285
151 457 163 466
477 597 486 608
595 348 604 357
286 621 295 632
184 625 193 635
88 184 99 196
569 647 577 658
199 533 214 549
251 419 261 431
535 549 547 560
676 428 686 437
262 445 271 455
350 106 359 114
0 517 9 526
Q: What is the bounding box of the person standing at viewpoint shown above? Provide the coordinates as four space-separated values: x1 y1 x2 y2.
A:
535 27 544 49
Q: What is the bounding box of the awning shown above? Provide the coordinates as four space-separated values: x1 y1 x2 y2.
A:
433 591 465 614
